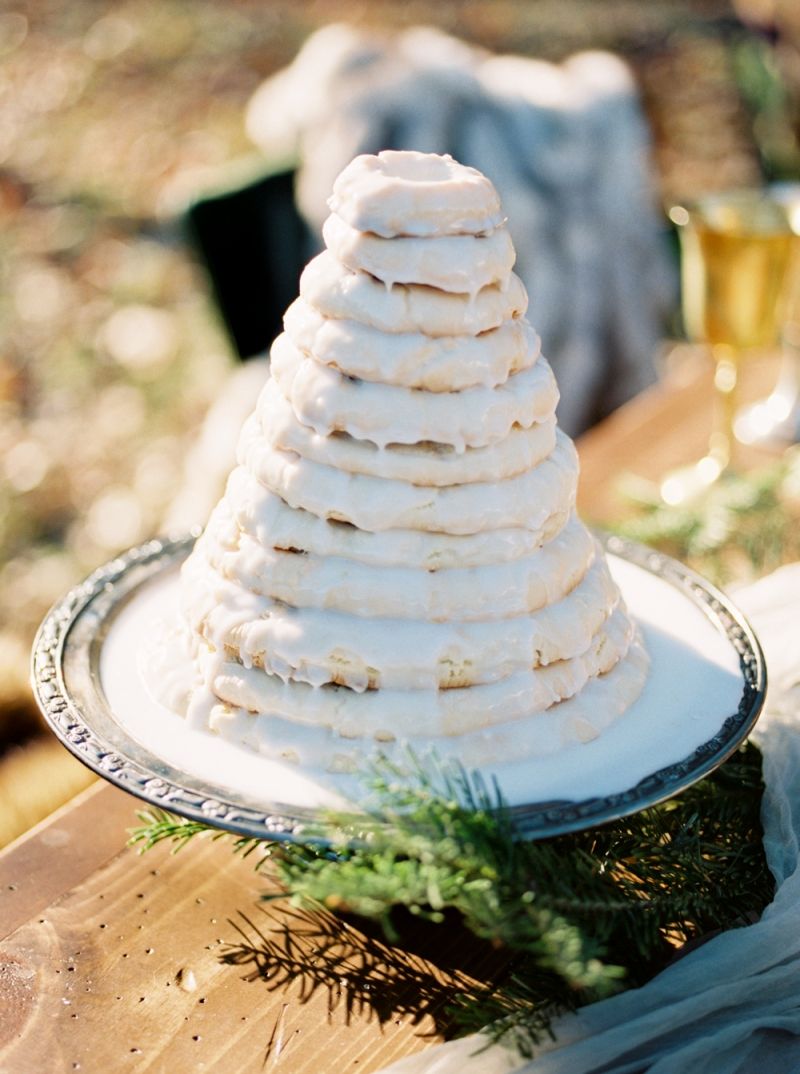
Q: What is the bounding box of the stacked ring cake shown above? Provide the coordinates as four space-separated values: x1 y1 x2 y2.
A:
179 150 649 772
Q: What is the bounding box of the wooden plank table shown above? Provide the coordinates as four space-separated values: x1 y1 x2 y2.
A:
0 350 786 1074
577 349 782 523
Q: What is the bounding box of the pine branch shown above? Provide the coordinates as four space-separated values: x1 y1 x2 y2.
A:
128 742 772 1055
128 807 270 864
612 450 800 584
447 963 579 1057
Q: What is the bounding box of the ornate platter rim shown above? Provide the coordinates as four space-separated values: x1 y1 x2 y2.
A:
31 533 767 842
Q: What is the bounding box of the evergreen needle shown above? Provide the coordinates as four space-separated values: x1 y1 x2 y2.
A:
128 742 772 1054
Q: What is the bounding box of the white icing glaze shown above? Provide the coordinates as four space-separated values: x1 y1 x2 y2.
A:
188 511 594 621
237 418 578 535
268 332 558 451
256 376 557 485
203 606 636 739
171 149 649 772
181 551 621 691
328 150 505 238
282 299 538 391
202 640 649 771
300 250 527 337
322 211 515 294
221 477 572 569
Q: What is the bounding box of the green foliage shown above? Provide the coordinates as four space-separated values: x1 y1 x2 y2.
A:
130 741 772 1055
614 451 800 585
129 811 268 861
732 34 800 181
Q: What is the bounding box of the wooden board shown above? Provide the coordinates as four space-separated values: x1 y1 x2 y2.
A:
0 783 507 1073
577 351 782 523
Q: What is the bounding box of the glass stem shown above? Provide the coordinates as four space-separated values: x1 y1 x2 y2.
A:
709 343 739 471
772 324 800 421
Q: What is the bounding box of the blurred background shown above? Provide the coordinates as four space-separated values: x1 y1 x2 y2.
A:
3 0 800 845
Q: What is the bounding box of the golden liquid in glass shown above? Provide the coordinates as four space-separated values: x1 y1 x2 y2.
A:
678 202 795 350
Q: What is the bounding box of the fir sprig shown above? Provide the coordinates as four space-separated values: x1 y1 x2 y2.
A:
129 812 269 863
612 449 800 584
129 741 772 1054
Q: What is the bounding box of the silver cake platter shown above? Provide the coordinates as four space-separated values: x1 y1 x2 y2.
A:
31 533 766 842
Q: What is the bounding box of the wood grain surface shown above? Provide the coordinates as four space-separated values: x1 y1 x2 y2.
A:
1 781 507 1074
576 350 781 523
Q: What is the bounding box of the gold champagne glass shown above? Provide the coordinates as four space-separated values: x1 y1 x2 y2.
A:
735 183 800 446
662 191 795 505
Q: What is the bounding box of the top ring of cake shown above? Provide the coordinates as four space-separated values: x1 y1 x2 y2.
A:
328 150 505 238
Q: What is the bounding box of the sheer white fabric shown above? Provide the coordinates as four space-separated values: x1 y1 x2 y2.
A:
376 564 800 1074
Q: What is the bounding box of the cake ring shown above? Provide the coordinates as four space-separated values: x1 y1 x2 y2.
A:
256 378 557 486
268 331 558 451
321 211 515 294
300 250 528 337
327 149 506 238
283 298 539 391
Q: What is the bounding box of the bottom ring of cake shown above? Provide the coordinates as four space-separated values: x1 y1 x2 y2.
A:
32 533 766 842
